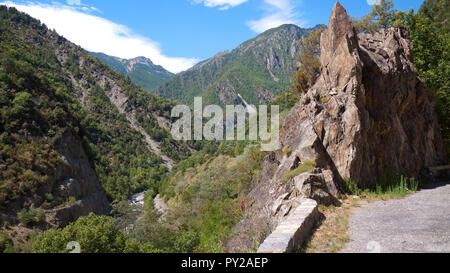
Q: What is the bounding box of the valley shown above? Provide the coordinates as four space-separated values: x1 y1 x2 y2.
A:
0 0 448 255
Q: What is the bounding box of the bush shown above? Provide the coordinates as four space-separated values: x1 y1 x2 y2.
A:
45 193 53 202
0 231 13 253
283 147 292 156
17 208 36 226
174 231 200 253
375 169 419 196
37 210 46 223
343 178 362 195
32 213 130 253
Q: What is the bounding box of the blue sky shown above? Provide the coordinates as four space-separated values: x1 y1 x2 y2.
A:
1 0 424 72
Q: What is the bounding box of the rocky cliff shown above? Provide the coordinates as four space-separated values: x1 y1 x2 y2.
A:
227 2 447 252
286 2 447 185
37 130 110 228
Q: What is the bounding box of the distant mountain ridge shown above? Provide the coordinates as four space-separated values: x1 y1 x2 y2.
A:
153 24 324 106
90 52 174 92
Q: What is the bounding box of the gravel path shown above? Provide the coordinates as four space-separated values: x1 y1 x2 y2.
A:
341 182 450 253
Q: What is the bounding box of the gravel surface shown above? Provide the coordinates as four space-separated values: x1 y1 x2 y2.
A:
341 182 450 253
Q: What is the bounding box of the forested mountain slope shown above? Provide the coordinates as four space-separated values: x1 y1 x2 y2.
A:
0 6 191 232
154 24 323 106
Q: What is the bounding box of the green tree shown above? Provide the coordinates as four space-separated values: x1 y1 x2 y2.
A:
407 2 450 155
371 0 395 28
353 0 403 32
419 0 450 33
32 214 129 253
292 27 325 93
174 231 200 253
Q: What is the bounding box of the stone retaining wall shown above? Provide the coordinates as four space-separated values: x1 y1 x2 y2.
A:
257 199 319 253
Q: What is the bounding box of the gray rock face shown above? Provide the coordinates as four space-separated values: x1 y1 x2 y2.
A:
44 131 110 227
281 2 446 186
0 130 110 229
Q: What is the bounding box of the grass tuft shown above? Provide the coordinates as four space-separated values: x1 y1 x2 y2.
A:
343 168 420 199
281 160 316 183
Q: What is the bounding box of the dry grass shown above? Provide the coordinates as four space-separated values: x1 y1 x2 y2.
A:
299 197 359 253
300 191 418 253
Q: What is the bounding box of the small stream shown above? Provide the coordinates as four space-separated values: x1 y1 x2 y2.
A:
129 192 168 221
130 192 145 207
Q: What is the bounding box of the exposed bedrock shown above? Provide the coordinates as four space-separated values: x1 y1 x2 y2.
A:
227 2 447 253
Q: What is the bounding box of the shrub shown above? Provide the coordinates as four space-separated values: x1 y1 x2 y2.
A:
37 210 46 223
17 208 36 226
32 213 129 253
320 97 331 104
0 231 13 253
343 178 362 195
45 193 53 202
174 231 200 253
344 168 420 197
375 170 419 196
283 147 292 156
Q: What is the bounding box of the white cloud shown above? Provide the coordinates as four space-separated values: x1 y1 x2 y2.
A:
246 0 306 33
1 1 198 73
366 0 381 5
193 0 248 10
66 0 82 6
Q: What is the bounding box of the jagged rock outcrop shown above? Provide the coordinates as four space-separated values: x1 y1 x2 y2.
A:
282 2 446 186
227 2 447 253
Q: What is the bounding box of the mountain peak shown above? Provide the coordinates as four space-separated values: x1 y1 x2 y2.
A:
320 1 357 66
155 24 314 106
129 56 154 67
90 52 173 91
